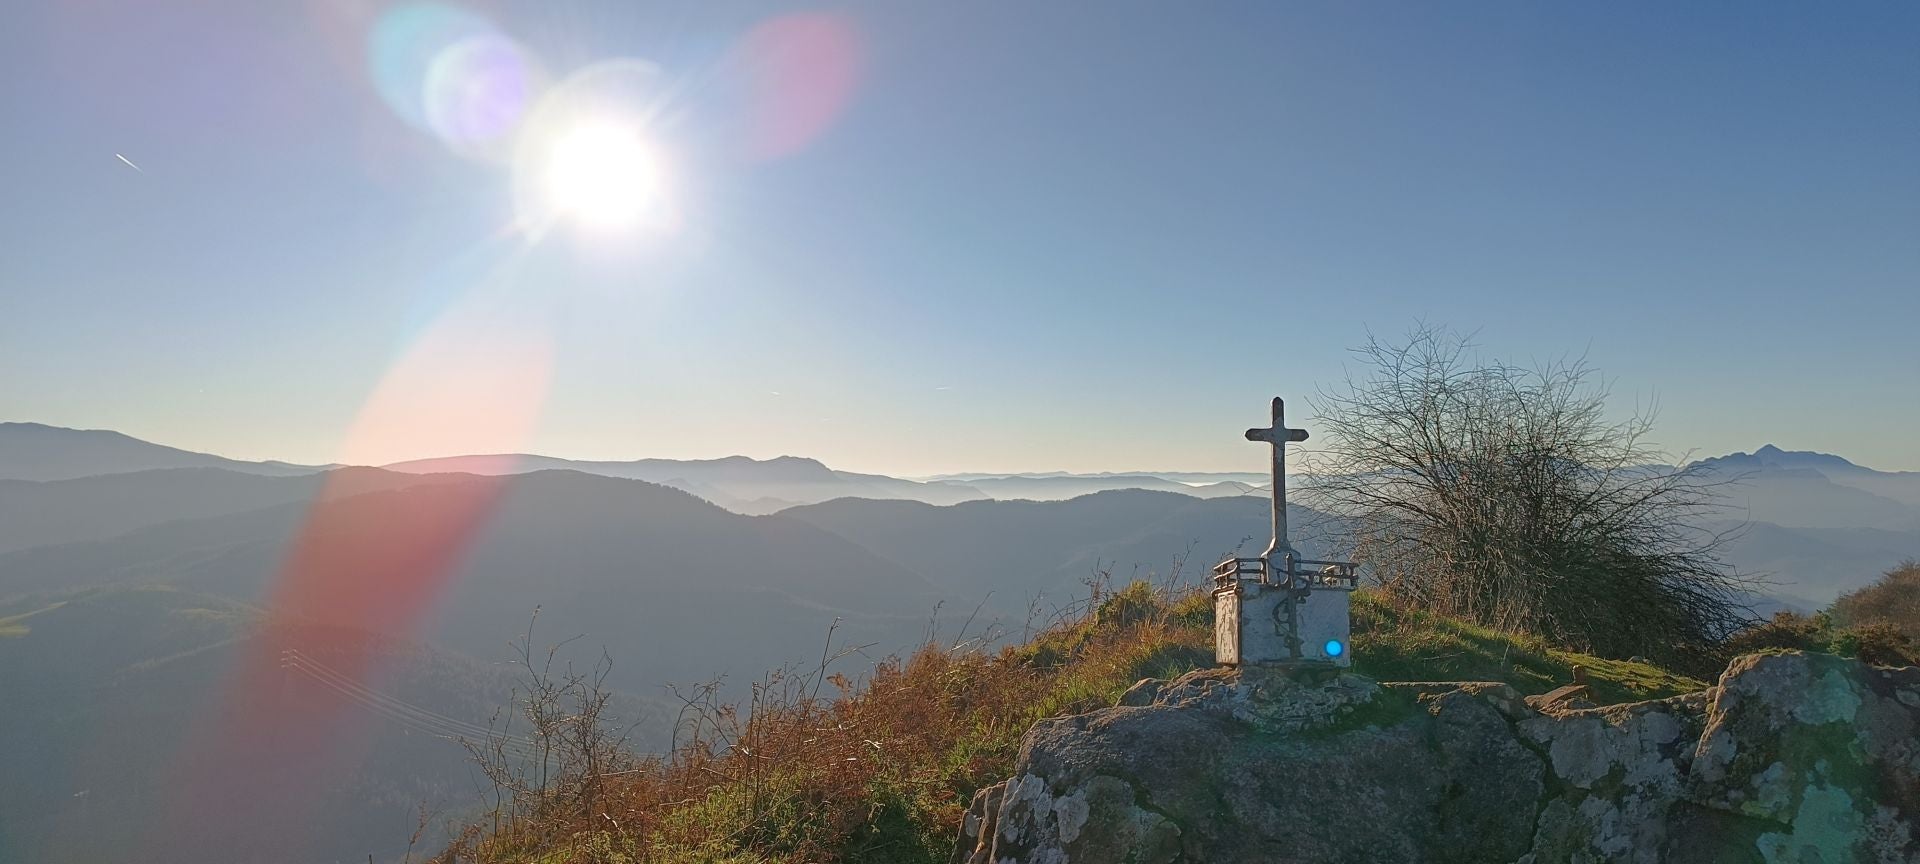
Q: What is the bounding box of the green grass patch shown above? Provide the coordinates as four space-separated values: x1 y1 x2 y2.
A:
1351 591 1704 703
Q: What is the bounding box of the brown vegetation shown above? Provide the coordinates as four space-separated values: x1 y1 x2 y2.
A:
1721 612 1917 669
1831 559 1920 639
436 579 1211 864
434 572 1728 864
1304 325 1756 672
1714 560 1920 669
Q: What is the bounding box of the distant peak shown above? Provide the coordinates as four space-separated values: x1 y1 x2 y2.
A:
1695 445 1861 473
1 421 135 438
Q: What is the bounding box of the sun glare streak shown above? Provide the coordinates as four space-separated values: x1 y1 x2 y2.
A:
146 5 871 858
159 279 555 860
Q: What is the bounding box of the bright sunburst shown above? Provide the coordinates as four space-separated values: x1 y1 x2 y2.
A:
539 120 663 232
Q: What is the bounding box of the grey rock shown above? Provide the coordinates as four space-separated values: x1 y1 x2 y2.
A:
957 652 1920 864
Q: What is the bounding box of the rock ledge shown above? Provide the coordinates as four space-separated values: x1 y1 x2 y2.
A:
953 652 1920 864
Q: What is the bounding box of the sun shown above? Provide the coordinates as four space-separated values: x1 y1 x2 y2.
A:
537 120 664 232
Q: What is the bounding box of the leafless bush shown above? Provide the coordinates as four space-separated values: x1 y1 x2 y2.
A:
455 610 644 855
1301 325 1758 668
438 581 1212 863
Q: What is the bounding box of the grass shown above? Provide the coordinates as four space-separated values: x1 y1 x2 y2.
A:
1350 592 1706 704
436 582 1704 864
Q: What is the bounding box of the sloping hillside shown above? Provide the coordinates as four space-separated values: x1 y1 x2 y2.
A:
0 469 947 700
435 583 1703 864
0 584 618 864
781 491 1339 614
0 466 461 554
0 422 322 482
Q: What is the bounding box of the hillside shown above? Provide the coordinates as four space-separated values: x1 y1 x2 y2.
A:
786 486 1920 608
1 426 1915 861
0 469 948 703
781 491 1339 612
5 467 1908 709
0 422 322 482
6 421 1915 606
0 466 463 554
434 583 1704 864
0 584 626 864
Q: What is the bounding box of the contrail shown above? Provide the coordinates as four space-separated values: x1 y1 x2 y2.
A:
115 153 144 173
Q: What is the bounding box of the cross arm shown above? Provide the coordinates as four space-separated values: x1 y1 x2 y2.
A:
1245 427 1310 443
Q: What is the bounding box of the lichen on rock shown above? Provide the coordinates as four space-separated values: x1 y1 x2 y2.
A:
953 652 1920 864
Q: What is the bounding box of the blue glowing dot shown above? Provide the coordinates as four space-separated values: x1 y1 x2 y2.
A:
1324 639 1345 658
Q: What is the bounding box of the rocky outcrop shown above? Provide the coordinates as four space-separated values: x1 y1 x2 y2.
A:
953 652 1920 864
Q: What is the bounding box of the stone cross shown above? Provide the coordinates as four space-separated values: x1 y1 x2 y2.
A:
1214 396 1353 667
1244 396 1308 563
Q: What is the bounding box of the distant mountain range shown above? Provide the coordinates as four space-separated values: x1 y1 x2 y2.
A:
1677 445 1920 604
0 423 1262 512
0 469 945 693
1690 444 1920 525
0 421 324 482
382 452 988 513
4 422 1918 860
379 456 1267 509
3 423 1917 604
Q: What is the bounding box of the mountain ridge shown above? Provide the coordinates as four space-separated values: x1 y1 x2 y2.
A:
0 422 326 482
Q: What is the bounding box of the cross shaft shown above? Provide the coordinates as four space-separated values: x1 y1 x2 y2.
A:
1244 396 1308 563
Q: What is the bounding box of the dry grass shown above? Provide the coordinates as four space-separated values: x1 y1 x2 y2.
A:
1831 559 1920 640
437 576 1720 864
435 579 1211 864
1721 610 1918 669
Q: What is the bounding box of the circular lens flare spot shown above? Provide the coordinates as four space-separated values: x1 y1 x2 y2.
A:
424 35 538 160
1324 639 1346 659
732 13 862 160
368 3 540 162
542 122 662 231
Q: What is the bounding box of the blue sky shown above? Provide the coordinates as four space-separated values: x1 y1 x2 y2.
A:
2 2 1916 474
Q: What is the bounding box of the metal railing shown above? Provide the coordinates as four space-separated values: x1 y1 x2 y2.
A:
1213 554 1357 590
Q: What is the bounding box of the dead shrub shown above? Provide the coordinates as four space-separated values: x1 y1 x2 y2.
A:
436 579 1212 864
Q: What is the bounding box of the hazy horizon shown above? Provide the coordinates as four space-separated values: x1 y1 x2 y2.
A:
6 416 1912 480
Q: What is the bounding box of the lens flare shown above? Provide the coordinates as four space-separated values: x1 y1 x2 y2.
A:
542 121 663 231
512 59 681 238
424 35 539 160
369 2 539 161
731 13 862 160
